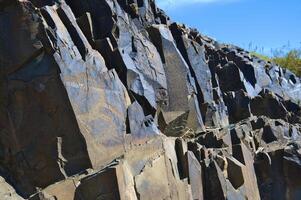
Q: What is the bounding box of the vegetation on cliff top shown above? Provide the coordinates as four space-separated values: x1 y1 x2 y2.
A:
251 49 301 76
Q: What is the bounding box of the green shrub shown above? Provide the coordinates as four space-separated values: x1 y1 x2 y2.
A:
272 50 301 76
251 49 301 76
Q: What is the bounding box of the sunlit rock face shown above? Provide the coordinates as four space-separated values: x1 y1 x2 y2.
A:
0 0 300 199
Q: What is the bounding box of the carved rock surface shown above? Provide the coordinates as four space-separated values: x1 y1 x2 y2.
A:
0 0 300 199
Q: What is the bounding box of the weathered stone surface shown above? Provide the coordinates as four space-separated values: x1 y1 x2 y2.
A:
0 177 24 200
148 25 194 112
74 165 121 200
224 90 251 124
1 0 301 199
29 178 79 200
187 151 204 200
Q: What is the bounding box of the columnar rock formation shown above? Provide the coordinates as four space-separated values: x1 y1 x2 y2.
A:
0 0 301 199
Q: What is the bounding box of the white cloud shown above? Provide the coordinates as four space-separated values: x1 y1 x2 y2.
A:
156 0 238 9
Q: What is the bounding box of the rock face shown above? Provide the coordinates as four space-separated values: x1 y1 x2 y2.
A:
0 0 301 199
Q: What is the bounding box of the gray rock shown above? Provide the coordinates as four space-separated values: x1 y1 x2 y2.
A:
0 0 301 199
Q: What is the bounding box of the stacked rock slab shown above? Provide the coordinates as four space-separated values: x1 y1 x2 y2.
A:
0 0 300 199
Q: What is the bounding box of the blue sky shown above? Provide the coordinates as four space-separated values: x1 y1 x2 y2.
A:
156 0 301 55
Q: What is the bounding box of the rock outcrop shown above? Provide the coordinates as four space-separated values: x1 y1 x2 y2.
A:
0 0 300 199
